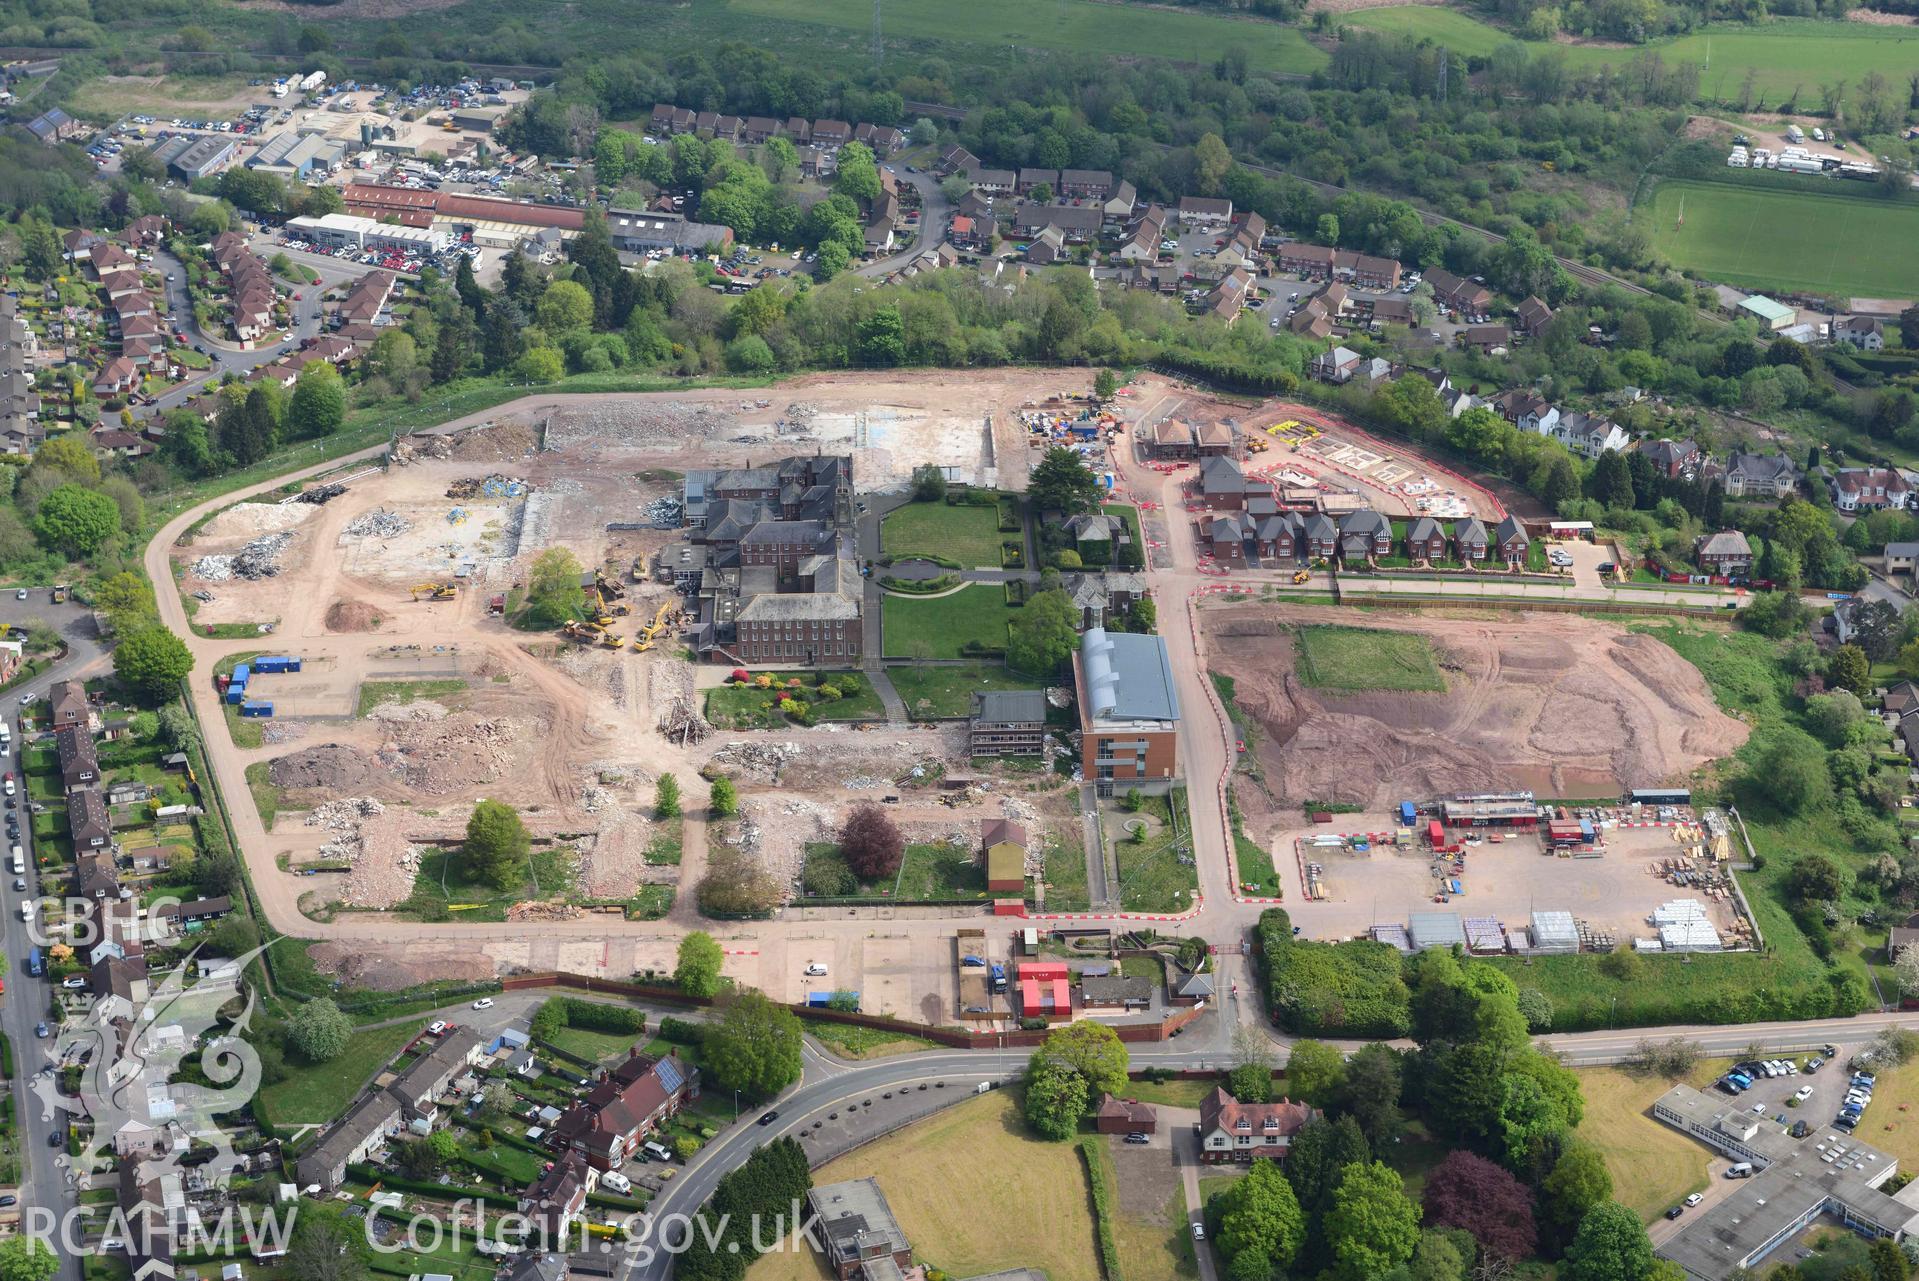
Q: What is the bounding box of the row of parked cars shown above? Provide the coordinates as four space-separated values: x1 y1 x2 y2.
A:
1716 1055 1811 1094
1837 1069 1878 1132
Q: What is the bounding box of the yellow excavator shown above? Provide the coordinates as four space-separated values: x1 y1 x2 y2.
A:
1292 569 1310 585
633 600 682 653
410 582 457 601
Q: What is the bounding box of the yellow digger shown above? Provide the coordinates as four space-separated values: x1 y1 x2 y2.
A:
410 582 457 601
634 600 682 653
1292 569 1310 585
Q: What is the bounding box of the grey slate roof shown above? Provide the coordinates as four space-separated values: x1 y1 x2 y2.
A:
973 690 1047 724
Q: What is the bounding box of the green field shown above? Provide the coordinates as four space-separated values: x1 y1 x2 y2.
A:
1643 180 1919 299
801 839 989 902
887 662 1038 720
882 500 1008 570
727 0 1328 73
883 585 1020 660
703 671 885 728
1345 10 1919 100
258 1023 420 1125
1295 625 1445 692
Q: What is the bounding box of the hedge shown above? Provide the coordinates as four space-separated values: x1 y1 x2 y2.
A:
561 996 647 1035
345 1164 522 1208
659 1016 706 1045
1077 1135 1125 1281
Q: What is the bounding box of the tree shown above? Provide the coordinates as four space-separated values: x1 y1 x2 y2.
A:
674 931 725 998
1895 947 1919 997
1194 132 1234 193
1325 1161 1421 1281
1590 451 1635 508
833 141 882 203
1285 1114 1370 1222
1741 590 1812 639
1032 1020 1129 1098
839 803 904 881
1028 446 1103 516
1871 1237 1911 1281
858 305 906 366
536 280 595 335
1758 733 1833 815
514 346 566 384
1540 1141 1614 1253
525 546 585 627
656 773 681 818
94 571 156 631
1562 1202 1656 1281
288 361 346 438
911 463 948 502
30 436 100 486
1228 1061 1274 1103
287 997 352 1063
1788 852 1846 903
704 992 803 1100
709 775 738 818
287 1200 368 1281
1285 1039 1347 1105
464 799 531 890
113 625 194 700
34 484 119 557
1341 1042 1405 1148
1094 368 1120 401
1024 1057 1089 1139
1831 643 1871 692
1847 599 1906 663
1007 588 1079 676
1217 1160 1307 1272
1424 1151 1538 1261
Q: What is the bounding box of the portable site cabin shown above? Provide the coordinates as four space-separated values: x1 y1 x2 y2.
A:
1399 801 1417 827
1629 787 1691 807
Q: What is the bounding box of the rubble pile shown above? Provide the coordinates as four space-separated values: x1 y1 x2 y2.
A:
261 721 309 746
580 804 657 897
544 399 741 450
580 786 614 814
298 483 348 505
506 900 583 922
342 508 411 538
732 794 833 893
706 739 800 783
365 699 452 723
554 645 625 707
391 434 455 465
270 745 393 793
378 713 520 794
643 496 683 527
201 503 316 539
447 474 532 500
657 695 709 745
341 810 421 909
192 532 294 581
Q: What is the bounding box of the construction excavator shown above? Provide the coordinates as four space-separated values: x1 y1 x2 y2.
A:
633 600 683 653
410 582 457 601
1292 569 1310 585
560 619 626 649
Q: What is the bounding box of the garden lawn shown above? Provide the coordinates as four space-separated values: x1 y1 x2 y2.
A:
801 840 988 902
703 672 882 728
882 500 1006 569
257 1023 419 1125
1113 789 1199 913
1295 625 1444 692
883 585 1019 659
1576 1068 1715 1221
744 1091 1101 1281
798 1019 934 1059
399 846 578 922
1645 180 1919 300
544 1025 643 1066
887 662 1036 720
1041 833 1090 912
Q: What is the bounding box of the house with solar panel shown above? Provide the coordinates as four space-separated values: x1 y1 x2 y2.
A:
546 1048 697 1170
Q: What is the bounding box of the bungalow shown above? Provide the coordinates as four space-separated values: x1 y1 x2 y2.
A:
1337 509 1392 562
1515 296 1554 337
1494 514 1530 566
1695 530 1753 574
1177 195 1233 227
1094 1095 1157 1135
1080 975 1153 1010
1722 451 1799 500
1406 515 1448 561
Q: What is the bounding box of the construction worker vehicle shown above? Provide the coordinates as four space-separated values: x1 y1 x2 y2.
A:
410 582 457 601
1292 569 1310 585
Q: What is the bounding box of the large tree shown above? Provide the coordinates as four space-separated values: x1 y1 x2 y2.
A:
1007 588 1079 676
1340 1042 1405 1147
287 997 352 1063
0 1238 57 1281
113 625 194 700
1032 1020 1129 1099
288 361 347 438
463 799 531 889
1561 1202 1656 1281
1284 1039 1347 1105
674 931 725 997
1216 1160 1306 1275
1028 446 1103 517
838 803 904 881
704 992 803 1100
1540 1140 1614 1253
287 1201 369 1281
525 546 586 627
1022 1057 1088 1140
34 484 119 556
1324 1161 1421 1281
1422 1151 1538 1260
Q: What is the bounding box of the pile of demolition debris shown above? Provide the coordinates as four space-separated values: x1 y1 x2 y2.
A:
707 739 799 783
447 474 532 500
343 508 411 538
190 531 294 581
299 483 348 505
642 495 683 527
391 434 456 465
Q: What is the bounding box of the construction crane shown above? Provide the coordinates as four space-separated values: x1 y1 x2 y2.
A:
410 582 457 601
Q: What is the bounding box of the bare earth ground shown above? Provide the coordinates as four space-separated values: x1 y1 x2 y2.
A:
1203 603 1748 815
175 371 1094 999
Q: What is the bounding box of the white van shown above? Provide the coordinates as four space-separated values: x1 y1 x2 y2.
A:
642 1141 673 1162
601 1170 631 1194
1726 1163 1753 1179
18 899 31 921
10 849 22 875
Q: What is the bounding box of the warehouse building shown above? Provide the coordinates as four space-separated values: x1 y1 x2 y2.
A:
606 208 735 255
247 130 348 178
286 213 448 255
151 135 237 182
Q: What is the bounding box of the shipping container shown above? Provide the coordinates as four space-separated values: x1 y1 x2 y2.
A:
239 701 273 718
1427 820 1444 848
1399 801 1417 827
230 663 251 687
225 686 245 705
253 655 302 674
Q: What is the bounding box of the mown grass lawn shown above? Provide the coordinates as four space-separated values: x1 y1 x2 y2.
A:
801 840 988 902
1646 180 1919 300
399 846 578 922
257 1022 419 1125
883 586 1020 659
1295 625 1444 692
1576 1067 1715 1222
882 500 1006 569
1042 832 1090 912
887 662 1039 720
1112 789 1198 913
544 1025 643 1065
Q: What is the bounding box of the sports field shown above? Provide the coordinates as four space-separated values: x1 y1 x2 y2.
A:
1344 10 1919 100
1643 180 1919 299
727 0 1329 73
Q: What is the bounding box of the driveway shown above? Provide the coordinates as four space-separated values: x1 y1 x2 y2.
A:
1552 538 1612 589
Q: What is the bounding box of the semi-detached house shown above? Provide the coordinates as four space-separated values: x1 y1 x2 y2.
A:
548 1049 694 1170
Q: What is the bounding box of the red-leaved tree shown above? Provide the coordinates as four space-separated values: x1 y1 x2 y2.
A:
839 804 904 881
1422 1150 1538 1261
